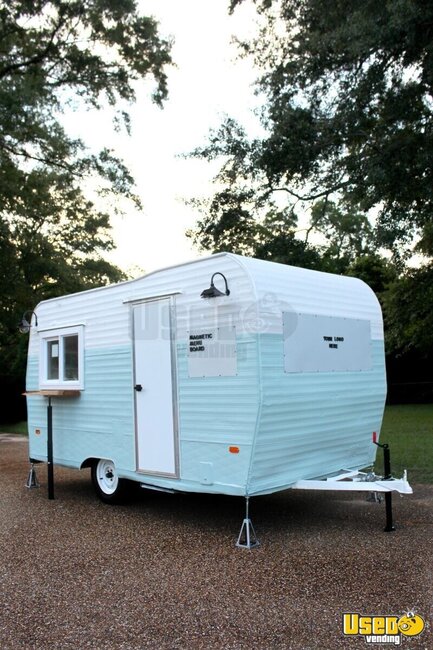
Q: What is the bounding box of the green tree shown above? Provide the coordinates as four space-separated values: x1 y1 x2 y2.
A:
187 189 324 269
308 200 375 273
192 0 433 260
346 254 397 297
383 264 433 356
0 0 172 418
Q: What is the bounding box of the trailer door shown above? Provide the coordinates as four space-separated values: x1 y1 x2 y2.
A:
133 298 179 477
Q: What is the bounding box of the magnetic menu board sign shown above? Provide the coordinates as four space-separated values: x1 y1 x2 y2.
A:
188 326 237 377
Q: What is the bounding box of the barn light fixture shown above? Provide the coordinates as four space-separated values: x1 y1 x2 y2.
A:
200 272 230 299
18 310 38 334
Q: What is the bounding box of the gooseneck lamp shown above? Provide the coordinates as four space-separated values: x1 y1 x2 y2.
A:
18 310 38 334
200 272 230 299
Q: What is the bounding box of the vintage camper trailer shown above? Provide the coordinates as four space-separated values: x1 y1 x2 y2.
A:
24 254 411 545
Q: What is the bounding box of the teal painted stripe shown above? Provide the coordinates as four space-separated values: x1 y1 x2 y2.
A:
176 335 259 489
179 441 252 490
27 335 260 493
27 347 135 470
26 331 384 497
248 336 386 493
177 336 259 447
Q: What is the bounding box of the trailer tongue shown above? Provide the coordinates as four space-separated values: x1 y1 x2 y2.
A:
291 468 412 536
292 469 412 495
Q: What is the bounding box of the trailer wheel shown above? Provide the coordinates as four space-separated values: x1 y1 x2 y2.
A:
91 459 129 504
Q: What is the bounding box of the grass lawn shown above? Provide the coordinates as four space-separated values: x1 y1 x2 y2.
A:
0 421 28 435
1 405 431 482
376 404 433 483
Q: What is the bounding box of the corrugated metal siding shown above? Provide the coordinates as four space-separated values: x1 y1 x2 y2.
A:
27 347 135 470
26 253 387 498
28 254 256 357
247 336 386 495
177 335 260 490
27 336 260 492
26 254 260 493
234 255 384 340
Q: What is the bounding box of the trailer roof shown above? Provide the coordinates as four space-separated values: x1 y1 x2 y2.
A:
34 252 228 307
33 252 373 309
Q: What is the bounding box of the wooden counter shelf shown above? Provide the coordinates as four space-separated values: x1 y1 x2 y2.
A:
23 390 81 397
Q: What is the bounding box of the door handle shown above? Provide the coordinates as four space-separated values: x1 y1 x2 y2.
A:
134 384 143 392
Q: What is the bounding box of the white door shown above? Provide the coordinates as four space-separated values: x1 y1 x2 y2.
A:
133 299 178 476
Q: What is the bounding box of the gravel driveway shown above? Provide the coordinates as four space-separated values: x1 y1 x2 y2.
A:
0 435 432 649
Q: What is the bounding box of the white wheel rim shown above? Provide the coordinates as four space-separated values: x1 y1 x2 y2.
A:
96 459 119 495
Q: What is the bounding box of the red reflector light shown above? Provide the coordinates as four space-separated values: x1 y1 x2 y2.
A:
229 446 240 454
372 431 377 444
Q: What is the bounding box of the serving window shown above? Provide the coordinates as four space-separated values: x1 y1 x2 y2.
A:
39 326 84 389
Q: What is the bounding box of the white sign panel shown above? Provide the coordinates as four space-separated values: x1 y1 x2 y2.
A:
283 313 372 373
188 326 237 378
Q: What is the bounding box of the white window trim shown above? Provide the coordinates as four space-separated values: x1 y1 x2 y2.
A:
39 325 84 390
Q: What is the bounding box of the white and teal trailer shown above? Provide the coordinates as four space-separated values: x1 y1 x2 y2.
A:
25 253 411 546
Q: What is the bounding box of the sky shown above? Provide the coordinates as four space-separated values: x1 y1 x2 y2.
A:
71 1 263 276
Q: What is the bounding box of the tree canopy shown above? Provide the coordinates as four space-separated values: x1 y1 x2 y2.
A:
0 0 172 415
190 0 433 261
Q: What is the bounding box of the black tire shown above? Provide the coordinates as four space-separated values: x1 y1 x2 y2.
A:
91 458 130 504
